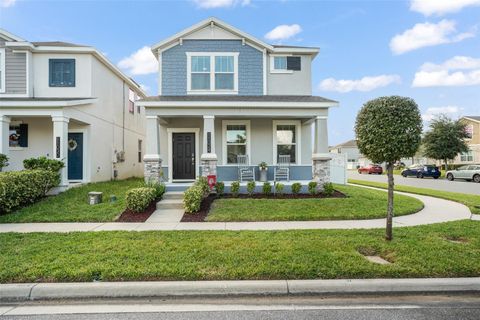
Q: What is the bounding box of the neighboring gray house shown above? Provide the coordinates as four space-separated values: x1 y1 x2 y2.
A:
329 139 361 169
137 18 338 184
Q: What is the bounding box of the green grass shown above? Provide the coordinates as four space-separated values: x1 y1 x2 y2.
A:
349 179 480 214
0 178 145 223
0 220 479 283
206 184 423 222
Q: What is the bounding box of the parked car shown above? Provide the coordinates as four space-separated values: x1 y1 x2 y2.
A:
401 164 441 179
446 165 480 183
358 164 383 174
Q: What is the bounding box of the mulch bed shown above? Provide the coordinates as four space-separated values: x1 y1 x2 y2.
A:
180 191 346 222
116 200 158 222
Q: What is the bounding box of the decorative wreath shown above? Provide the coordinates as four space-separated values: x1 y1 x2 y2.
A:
9 133 19 142
68 139 78 151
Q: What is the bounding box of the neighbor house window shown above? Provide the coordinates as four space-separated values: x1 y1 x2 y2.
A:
9 124 28 148
460 150 473 162
270 56 301 73
223 120 250 164
187 52 238 93
273 121 300 164
128 89 135 114
0 48 5 93
465 124 473 139
49 59 75 87
138 139 142 163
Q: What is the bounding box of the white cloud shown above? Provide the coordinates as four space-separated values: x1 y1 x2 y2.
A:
413 56 480 87
389 20 474 55
319 75 401 93
1 0 16 7
117 46 158 76
264 24 302 42
421 106 460 121
410 0 480 16
192 0 250 9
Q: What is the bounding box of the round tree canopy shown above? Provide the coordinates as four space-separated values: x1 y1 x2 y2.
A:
355 96 422 164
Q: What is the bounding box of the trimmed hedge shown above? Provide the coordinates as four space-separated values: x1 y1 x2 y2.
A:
23 156 64 172
125 187 156 213
0 170 59 213
184 178 211 214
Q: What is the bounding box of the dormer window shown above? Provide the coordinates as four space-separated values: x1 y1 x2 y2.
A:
187 52 238 94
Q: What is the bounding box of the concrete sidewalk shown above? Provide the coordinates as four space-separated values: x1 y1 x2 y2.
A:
2 278 480 301
0 186 474 233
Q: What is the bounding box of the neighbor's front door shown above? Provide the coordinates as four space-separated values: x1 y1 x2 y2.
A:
68 132 83 180
172 132 195 180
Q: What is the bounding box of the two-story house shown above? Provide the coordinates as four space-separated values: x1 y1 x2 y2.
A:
454 116 480 164
0 29 146 189
136 18 338 185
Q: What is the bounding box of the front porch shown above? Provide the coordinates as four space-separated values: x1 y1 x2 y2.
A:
164 180 314 192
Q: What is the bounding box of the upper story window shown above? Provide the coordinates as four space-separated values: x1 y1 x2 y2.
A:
187 52 238 94
270 55 301 73
0 48 5 93
49 59 75 87
128 89 136 114
465 124 473 139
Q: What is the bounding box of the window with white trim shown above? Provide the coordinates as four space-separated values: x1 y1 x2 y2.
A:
270 55 301 73
128 89 136 114
465 124 473 139
460 150 473 162
0 48 5 93
273 56 287 70
274 121 299 164
223 120 249 164
187 52 238 93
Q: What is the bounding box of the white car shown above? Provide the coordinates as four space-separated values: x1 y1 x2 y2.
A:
446 165 480 183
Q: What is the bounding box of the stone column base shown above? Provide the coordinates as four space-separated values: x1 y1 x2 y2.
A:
312 154 331 192
144 156 163 183
201 153 217 177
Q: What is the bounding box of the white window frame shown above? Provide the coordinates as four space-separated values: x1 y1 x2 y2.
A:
186 52 239 94
465 124 473 140
269 54 293 74
460 150 474 162
222 120 251 166
0 48 5 93
272 120 301 165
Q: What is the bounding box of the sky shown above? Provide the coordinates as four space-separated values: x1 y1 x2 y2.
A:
1 0 480 145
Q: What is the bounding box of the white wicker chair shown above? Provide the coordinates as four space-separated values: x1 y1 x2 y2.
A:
274 155 290 181
237 155 255 182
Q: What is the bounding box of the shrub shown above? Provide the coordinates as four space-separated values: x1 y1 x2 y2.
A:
184 185 204 213
23 156 64 172
0 170 59 213
125 187 156 213
196 176 210 195
0 154 8 171
246 181 256 196
262 182 272 195
214 181 225 196
322 182 335 196
230 181 240 197
291 182 302 195
308 181 318 195
145 180 166 199
275 182 284 195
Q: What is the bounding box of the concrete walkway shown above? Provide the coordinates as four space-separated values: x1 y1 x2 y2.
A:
0 186 474 233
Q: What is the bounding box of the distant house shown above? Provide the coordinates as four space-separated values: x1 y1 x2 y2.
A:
454 116 480 164
329 139 360 169
0 29 146 189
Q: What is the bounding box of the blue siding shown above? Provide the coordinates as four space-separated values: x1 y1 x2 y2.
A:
162 40 263 95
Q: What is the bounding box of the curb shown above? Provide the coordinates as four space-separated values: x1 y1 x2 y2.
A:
2 278 480 301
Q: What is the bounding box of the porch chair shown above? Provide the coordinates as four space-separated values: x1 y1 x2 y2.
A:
274 155 290 181
237 155 255 182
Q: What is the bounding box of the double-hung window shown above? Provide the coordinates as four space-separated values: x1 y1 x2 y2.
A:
223 120 250 164
460 150 473 162
0 48 5 93
49 59 75 87
187 53 238 93
273 120 300 164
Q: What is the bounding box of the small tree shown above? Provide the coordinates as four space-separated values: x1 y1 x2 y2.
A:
422 115 469 171
355 96 422 240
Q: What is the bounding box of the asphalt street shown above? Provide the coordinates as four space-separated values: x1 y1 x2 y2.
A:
1 294 480 320
348 171 480 195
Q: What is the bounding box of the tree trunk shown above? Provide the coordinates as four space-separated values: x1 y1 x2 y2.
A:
444 158 448 172
386 162 394 241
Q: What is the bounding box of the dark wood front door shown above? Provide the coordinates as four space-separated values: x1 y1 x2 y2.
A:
172 133 195 180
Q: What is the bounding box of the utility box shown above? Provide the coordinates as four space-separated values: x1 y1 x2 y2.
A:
88 192 103 205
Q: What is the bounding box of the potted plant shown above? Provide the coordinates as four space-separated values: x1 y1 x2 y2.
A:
258 161 268 182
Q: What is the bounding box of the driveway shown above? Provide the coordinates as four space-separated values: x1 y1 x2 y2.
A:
348 171 480 195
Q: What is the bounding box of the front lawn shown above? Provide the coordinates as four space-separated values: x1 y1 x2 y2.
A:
206 184 423 222
349 179 480 214
0 178 144 223
0 220 478 283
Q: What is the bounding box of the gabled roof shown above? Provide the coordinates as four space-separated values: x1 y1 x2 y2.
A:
331 139 358 149
0 28 25 42
151 17 319 57
463 116 480 123
32 41 86 47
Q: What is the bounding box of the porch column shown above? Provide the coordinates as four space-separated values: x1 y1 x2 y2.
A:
312 116 331 190
52 116 69 187
201 115 217 178
144 115 163 183
0 116 10 159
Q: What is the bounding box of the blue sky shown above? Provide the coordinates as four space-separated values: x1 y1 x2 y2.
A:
1 0 479 145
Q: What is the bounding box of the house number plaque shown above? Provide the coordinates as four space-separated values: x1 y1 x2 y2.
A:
56 137 61 158
207 132 211 153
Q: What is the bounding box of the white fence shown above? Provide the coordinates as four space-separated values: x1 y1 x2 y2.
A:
329 153 347 185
